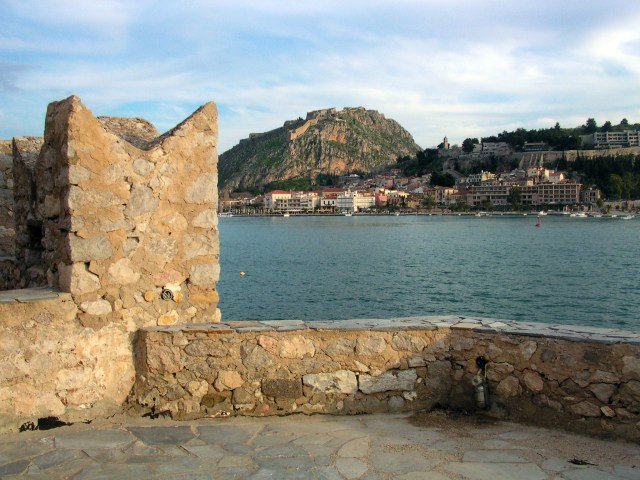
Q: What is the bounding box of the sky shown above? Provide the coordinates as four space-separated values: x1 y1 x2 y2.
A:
1 0 640 152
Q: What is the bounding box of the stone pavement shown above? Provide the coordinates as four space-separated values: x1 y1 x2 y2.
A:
0 412 638 479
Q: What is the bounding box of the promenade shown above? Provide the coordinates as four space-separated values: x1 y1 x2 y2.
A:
1 411 637 479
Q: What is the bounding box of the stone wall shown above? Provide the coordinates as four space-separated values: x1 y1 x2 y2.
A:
36 96 220 328
134 317 640 440
12 137 46 288
0 95 221 433
0 141 14 254
0 288 134 432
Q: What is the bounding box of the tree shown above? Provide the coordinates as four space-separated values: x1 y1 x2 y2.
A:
621 118 629 127
507 186 522 209
583 118 597 134
462 137 479 153
554 122 561 130
422 196 436 210
602 121 613 132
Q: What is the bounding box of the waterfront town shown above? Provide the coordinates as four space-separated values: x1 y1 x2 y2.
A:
220 129 640 214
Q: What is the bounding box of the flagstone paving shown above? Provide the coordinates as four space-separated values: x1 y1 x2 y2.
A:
0 412 638 479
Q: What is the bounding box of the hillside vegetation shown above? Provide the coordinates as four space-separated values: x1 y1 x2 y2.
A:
219 108 420 192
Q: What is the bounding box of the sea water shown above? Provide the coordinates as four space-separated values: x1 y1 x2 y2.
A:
218 215 640 330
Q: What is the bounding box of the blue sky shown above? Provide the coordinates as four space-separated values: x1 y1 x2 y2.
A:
1 0 639 152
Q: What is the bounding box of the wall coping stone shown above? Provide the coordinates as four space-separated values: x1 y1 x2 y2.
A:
143 316 640 345
0 286 71 304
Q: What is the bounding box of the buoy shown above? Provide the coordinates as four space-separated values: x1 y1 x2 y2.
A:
240 271 246 277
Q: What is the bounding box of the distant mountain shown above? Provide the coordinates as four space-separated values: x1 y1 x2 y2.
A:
219 107 421 192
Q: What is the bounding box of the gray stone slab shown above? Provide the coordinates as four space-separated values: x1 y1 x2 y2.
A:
274 325 308 332
254 455 314 470
540 457 575 472
0 458 30 476
13 287 61 303
255 444 309 458
31 449 86 470
371 451 440 474
128 426 195 445
197 425 256 444
236 326 274 332
561 468 621 480
445 461 547 480
55 429 136 449
336 457 369 479
157 474 214 480
614 465 640 479
246 469 311 480
65 463 155 480
316 467 344 480
182 444 225 459
463 450 528 463
216 455 255 468
261 320 306 327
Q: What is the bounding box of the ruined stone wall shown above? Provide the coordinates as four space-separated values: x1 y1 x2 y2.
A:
0 96 221 433
38 96 220 329
12 137 46 287
0 289 134 432
0 141 14 254
134 317 640 441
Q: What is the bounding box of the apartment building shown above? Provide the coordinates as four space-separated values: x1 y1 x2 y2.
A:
336 190 375 212
582 130 640 149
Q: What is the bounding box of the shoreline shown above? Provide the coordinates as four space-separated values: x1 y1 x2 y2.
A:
219 211 633 218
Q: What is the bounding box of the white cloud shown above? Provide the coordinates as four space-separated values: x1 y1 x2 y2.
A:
1 1 640 151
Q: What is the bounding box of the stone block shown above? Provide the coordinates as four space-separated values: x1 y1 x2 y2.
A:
303 370 358 394
79 299 112 315
262 378 303 399
359 369 417 394
68 236 113 262
356 336 387 355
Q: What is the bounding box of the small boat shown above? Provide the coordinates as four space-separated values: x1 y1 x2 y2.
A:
621 214 635 220
344 212 352 217
535 216 541 228
283 213 290 217
523 213 527 216
591 213 602 218
575 212 587 218
611 214 618 218
538 211 548 216
218 212 233 217
394 212 400 216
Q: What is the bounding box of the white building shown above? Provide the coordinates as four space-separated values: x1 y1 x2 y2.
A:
264 190 291 210
336 190 375 212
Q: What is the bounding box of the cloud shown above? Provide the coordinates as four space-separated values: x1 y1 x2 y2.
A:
1 1 639 150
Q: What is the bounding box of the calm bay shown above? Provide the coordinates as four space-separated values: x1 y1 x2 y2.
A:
218 215 640 330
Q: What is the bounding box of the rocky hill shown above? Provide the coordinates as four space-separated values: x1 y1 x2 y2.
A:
219 107 421 192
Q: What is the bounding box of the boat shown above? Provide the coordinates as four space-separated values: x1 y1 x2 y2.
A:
283 213 290 217
394 212 400 216
621 214 635 220
535 215 541 228
575 212 587 218
611 214 618 218
592 213 603 218
538 211 548 216
218 212 233 217
344 212 352 217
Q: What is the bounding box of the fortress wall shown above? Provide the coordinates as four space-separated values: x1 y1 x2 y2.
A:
134 317 640 441
0 96 221 433
39 96 221 329
0 141 14 254
289 118 318 141
0 289 134 432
